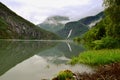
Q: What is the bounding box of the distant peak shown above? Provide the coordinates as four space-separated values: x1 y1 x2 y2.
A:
43 15 70 25
47 15 69 21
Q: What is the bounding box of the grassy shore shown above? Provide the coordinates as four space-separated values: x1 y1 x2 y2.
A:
70 49 120 66
52 49 120 80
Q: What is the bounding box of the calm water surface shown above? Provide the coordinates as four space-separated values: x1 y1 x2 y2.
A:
0 40 93 80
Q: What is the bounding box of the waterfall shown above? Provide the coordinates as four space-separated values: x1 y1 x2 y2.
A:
66 29 73 52
67 29 72 38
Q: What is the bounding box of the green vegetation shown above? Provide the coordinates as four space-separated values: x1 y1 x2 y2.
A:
70 49 120 66
0 17 14 38
0 2 60 39
103 0 120 39
52 70 74 80
53 0 120 79
74 0 120 49
57 21 89 38
73 37 81 43
57 12 102 39
57 12 104 39
81 15 120 49
72 0 120 66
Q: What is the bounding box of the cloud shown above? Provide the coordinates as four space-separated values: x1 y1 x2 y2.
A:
1 0 104 24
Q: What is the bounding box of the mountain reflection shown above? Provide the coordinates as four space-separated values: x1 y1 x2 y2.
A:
37 41 85 64
0 40 56 76
0 40 85 77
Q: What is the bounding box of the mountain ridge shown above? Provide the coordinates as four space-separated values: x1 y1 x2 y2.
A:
79 12 104 25
57 11 104 38
0 2 59 39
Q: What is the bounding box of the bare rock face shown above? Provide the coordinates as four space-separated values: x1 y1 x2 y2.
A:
0 2 59 39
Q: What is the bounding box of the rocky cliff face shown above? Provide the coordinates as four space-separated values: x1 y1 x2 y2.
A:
0 2 59 39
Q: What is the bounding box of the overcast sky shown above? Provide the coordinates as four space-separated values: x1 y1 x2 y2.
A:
1 0 104 24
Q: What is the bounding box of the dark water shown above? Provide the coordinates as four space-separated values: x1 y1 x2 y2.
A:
0 40 93 80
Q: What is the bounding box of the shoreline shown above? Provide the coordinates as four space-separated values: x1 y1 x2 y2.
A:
52 62 120 80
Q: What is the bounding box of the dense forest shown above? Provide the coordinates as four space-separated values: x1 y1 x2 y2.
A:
75 0 120 49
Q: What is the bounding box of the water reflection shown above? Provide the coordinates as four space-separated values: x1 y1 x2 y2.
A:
0 40 56 76
0 40 93 80
37 41 85 64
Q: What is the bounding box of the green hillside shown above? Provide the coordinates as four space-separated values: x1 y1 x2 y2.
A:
57 21 89 38
77 0 120 49
57 12 104 39
79 12 104 25
0 2 59 39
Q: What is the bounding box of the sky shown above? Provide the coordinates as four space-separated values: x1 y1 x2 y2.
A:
1 0 104 24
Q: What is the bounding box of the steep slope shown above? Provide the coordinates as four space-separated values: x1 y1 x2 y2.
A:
0 2 59 39
79 12 104 26
38 16 69 33
79 12 104 28
57 12 104 39
57 21 89 38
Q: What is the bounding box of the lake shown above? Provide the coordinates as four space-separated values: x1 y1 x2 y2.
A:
0 40 93 80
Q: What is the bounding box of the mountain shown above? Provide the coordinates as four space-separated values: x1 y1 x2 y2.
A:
79 11 104 27
57 11 104 39
0 2 59 39
57 21 89 38
37 16 69 33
